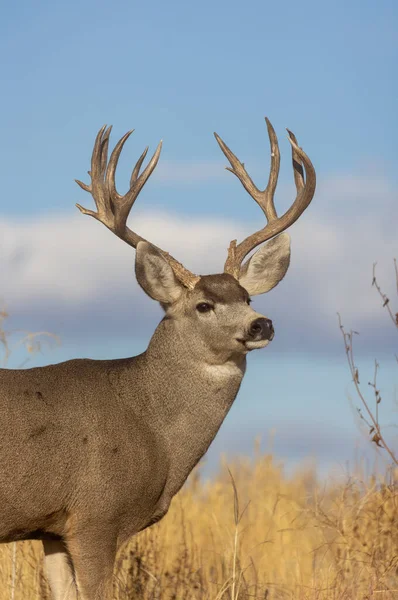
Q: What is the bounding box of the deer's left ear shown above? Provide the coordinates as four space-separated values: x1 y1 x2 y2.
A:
238 233 291 296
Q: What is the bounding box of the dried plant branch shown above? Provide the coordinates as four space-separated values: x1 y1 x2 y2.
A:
0 306 60 368
337 313 397 466
394 258 398 295
372 261 398 330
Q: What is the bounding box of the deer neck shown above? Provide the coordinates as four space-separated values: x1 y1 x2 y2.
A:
140 317 246 491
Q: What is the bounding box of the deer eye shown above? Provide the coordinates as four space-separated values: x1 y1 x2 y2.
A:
196 302 213 313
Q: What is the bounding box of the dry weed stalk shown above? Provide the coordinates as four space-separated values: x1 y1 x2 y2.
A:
372 260 398 332
0 455 397 599
338 259 398 467
0 306 59 369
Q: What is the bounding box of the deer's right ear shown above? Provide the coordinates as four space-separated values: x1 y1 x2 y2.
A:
135 242 184 304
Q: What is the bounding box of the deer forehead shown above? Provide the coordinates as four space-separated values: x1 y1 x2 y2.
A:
191 274 250 304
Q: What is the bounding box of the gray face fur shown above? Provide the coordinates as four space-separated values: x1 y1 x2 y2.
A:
180 275 269 358
135 236 291 364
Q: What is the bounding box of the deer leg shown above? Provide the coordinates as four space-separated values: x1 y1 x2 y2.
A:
43 539 78 600
65 529 117 600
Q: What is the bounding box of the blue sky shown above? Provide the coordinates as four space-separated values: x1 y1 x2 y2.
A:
1 0 397 476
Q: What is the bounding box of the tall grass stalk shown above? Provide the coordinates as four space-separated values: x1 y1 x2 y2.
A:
0 454 396 599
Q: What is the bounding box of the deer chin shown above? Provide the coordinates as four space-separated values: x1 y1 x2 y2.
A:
245 339 271 351
236 338 271 352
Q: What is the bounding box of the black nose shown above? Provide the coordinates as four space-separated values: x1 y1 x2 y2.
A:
248 318 274 341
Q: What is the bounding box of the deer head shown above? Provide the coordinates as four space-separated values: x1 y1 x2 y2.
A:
76 118 316 361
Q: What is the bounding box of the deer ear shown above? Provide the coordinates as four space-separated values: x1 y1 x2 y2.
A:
135 242 183 304
238 233 291 296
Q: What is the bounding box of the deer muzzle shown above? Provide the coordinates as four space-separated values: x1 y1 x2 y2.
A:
248 318 274 342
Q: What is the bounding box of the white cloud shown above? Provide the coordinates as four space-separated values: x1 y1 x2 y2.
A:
1 172 397 350
0 212 243 307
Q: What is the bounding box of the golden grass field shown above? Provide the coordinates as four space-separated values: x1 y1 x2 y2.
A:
0 451 397 600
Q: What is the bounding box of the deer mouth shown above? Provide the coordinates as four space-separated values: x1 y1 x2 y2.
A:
236 338 271 351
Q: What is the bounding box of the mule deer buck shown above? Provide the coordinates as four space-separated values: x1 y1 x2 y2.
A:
0 117 316 599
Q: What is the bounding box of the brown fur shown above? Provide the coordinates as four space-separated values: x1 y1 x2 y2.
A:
0 248 283 599
2 116 316 599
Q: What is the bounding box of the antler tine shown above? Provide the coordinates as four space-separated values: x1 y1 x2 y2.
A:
105 136 162 237
76 125 108 197
91 126 108 183
131 147 149 186
220 118 316 278
105 129 134 203
214 117 280 223
100 126 112 179
263 117 280 221
131 141 162 196
287 129 305 193
76 125 113 223
76 126 200 289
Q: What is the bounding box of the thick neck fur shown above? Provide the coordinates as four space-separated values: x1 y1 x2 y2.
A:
131 317 246 496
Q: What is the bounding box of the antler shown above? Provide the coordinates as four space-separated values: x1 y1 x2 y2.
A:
76 126 200 289
214 118 316 278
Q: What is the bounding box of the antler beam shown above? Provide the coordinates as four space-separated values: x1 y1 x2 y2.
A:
214 118 316 278
76 126 200 289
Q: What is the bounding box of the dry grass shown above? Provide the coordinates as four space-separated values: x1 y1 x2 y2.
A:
0 453 397 600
